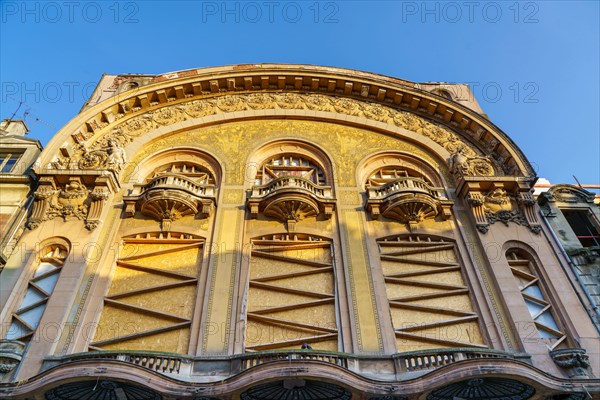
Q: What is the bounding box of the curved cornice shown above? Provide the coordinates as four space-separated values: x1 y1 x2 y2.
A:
546 184 596 203
39 64 534 178
1 358 597 398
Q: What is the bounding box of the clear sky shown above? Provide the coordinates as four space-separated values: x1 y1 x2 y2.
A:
1 1 598 186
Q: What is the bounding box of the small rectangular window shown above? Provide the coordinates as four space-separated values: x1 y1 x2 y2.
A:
562 209 600 247
0 153 22 173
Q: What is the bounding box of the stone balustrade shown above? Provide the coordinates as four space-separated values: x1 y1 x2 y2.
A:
42 348 526 382
251 176 332 200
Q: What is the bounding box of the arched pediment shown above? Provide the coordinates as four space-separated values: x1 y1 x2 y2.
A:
37 65 534 182
543 184 596 204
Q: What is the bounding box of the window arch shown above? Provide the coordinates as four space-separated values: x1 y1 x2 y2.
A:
506 248 570 350
129 148 222 188
246 141 336 227
123 149 221 228
360 153 450 226
432 88 453 100
4 240 70 342
254 154 327 186
147 161 216 185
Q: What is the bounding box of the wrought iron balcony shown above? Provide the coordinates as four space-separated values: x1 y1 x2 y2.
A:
248 176 336 227
366 177 452 226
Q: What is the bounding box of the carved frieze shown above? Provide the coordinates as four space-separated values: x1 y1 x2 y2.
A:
51 139 127 175
52 93 497 179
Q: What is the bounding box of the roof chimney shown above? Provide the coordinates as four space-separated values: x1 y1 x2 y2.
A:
0 119 29 137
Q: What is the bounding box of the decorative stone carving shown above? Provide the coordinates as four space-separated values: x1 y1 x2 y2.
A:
542 185 596 204
27 178 112 231
550 348 590 377
365 176 452 231
450 151 495 177
51 94 496 177
123 173 216 231
78 139 127 172
465 188 540 234
482 188 527 228
0 340 25 375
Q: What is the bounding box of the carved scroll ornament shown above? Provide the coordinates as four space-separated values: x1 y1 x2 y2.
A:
50 93 503 177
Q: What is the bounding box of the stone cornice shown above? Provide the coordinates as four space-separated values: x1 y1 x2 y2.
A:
39 65 534 179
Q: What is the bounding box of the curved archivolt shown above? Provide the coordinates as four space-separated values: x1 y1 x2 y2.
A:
377 234 486 351
245 234 338 351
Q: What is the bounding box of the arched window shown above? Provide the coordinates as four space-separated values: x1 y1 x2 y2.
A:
506 249 569 350
433 88 453 100
365 166 435 188
5 242 69 342
148 162 216 185
254 154 326 186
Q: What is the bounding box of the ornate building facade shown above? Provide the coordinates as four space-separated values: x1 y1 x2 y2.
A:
0 64 598 399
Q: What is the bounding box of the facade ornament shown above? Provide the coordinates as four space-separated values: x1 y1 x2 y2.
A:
78 139 127 172
52 94 502 178
465 188 540 234
450 151 495 177
550 348 590 378
27 178 113 231
0 340 25 375
542 185 596 204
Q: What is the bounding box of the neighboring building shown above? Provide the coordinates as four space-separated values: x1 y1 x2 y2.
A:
0 65 598 399
536 181 600 330
0 119 42 268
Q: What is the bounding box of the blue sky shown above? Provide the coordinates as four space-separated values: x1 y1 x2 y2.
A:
1 1 598 186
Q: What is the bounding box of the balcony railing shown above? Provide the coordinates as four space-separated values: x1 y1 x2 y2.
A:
248 176 336 224
366 177 451 223
367 177 443 200
251 176 332 200
130 173 215 198
124 173 216 221
42 348 526 381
